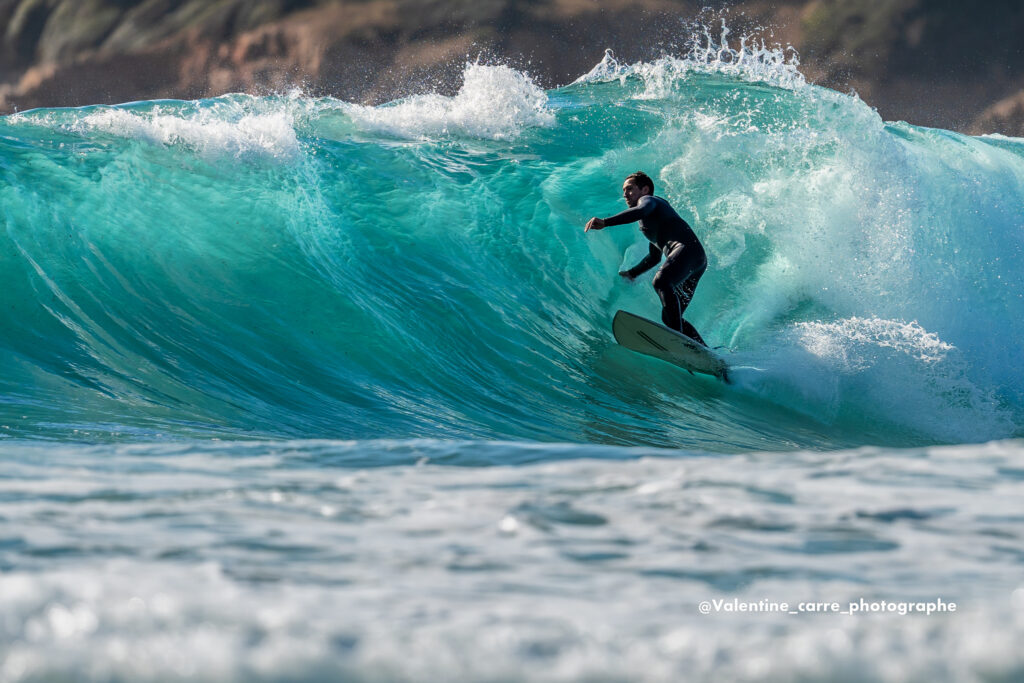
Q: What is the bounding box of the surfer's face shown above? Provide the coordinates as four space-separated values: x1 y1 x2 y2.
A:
622 180 648 207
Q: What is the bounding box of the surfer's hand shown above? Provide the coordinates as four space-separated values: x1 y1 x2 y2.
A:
585 217 605 232
618 270 635 281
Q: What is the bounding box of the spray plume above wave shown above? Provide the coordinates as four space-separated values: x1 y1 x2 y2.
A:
1 25 1022 449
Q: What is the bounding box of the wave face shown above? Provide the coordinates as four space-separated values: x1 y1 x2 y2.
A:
3 47 1024 449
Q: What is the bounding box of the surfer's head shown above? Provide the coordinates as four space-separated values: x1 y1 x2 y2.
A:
622 171 654 207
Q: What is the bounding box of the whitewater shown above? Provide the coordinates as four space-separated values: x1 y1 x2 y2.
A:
2 31 1023 682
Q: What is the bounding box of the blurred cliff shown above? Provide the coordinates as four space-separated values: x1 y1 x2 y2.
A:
1 0 1022 135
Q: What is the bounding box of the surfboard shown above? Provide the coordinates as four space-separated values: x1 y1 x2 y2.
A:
612 310 730 383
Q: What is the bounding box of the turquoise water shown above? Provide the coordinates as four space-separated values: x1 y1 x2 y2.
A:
2 37 1024 681
4 53 1023 450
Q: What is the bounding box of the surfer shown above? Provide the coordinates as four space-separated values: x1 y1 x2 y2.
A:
585 171 708 346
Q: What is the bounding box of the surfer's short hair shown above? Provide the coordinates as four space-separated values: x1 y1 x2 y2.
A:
624 171 654 194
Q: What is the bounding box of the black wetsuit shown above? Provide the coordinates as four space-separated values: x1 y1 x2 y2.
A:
603 195 708 345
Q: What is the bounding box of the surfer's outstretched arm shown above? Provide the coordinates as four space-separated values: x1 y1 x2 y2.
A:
602 195 655 227
619 243 661 280
585 196 655 232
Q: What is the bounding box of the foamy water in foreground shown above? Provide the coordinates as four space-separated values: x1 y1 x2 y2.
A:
2 439 1023 681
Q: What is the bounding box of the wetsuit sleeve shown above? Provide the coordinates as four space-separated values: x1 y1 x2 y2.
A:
625 243 662 278
602 196 656 226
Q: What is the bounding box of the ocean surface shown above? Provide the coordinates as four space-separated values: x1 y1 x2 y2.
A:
2 28 1024 681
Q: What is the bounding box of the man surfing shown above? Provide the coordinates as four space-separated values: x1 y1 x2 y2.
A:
585 171 709 346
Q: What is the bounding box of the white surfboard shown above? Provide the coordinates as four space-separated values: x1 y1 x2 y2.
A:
612 310 730 383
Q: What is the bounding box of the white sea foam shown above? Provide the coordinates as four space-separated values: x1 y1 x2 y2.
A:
72 101 301 160
340 62 555 140
763 317 1017 442
1 439 1023 681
